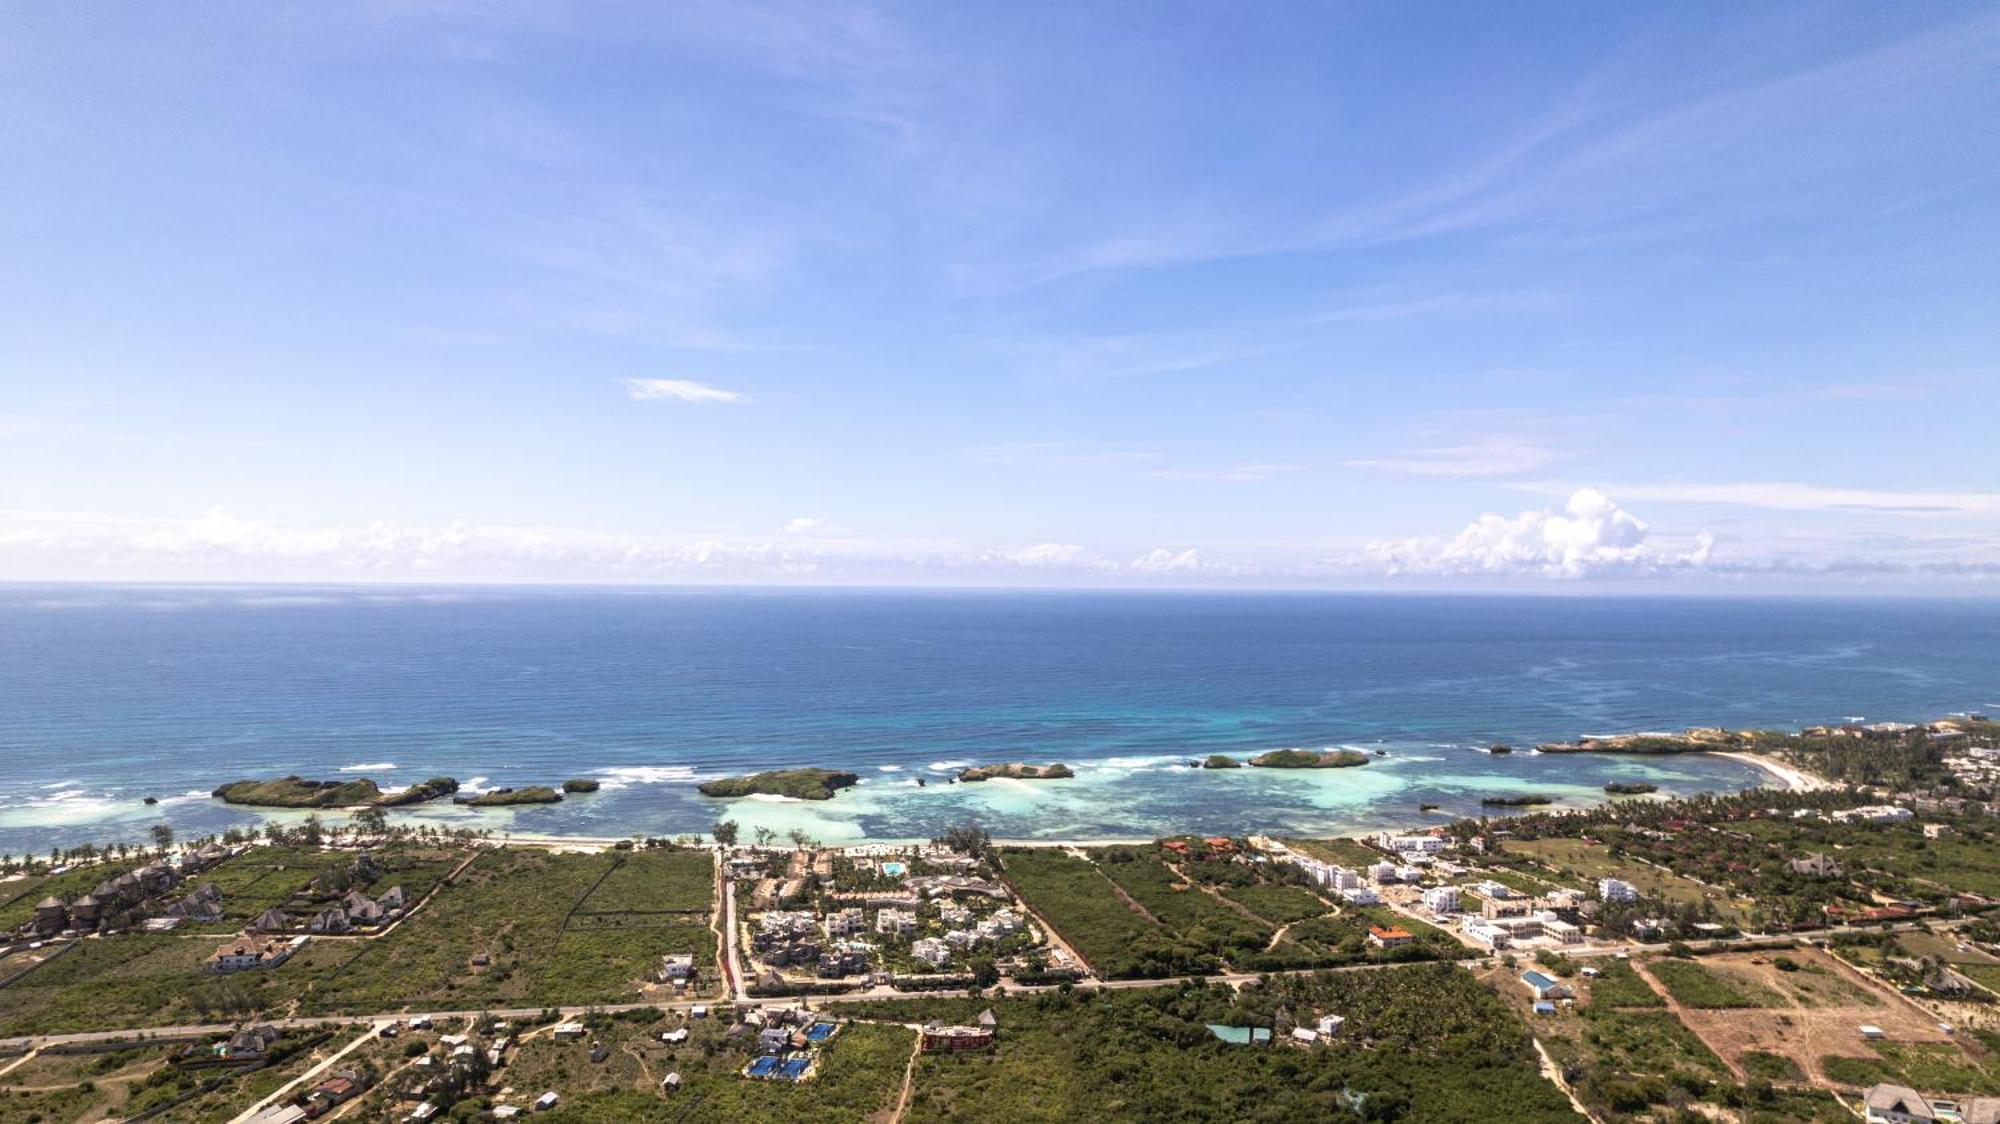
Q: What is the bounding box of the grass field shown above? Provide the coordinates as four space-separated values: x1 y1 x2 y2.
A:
999 847 1212 979
306 848 715 1012
1646 958 1785 1009
1582 960 1664 1009
1284 838 1383 868
1218 882 1331 925
1819 1041 2000 1093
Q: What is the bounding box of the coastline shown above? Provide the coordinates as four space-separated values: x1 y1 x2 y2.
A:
1707 751 1830 793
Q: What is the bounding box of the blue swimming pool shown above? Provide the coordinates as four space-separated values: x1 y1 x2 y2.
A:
778 1057 810 1080
746 1056 780 1078
881 861 907 876
805 1022 838 1041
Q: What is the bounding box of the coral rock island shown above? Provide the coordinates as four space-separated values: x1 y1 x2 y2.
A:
955 762 1075 782
1248 748 1370 769
696 767 861 801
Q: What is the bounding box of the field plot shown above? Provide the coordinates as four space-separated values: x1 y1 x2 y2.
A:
465 1010 911 1123
848 964 1580 1123
999 847 1212 979
0 1026 365 1123
307 847 716 1012
1284 838 1383 868
1507 837 1754 925
193 843 465 933
1646 948 1972 1088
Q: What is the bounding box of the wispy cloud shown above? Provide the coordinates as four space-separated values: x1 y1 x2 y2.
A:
1146 463 1301 483
623 378 752 405
1345 438 1563 479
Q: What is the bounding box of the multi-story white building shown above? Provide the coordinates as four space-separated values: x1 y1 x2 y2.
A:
1421 886 1460 915
1597 878 1639 903
911 937 952 969
875 908 917 936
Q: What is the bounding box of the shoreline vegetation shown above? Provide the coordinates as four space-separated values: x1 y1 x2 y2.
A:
956 762 1074 782
1602 781 1659 796
697 768 860 801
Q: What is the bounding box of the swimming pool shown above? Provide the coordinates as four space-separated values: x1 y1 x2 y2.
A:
805 1022 839 1042
777 1057 811 1080
745 1056 780 1078
881 861 907 876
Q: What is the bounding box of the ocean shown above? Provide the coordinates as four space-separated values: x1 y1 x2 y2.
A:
2 586 1996 853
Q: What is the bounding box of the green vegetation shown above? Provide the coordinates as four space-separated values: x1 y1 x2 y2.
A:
1583 960 1664 1008
1818 1042 2000 1093
1200 754 1240 769
1285 837 1384 868
846 966 1580 1122
212 776 382 808
457 785 564 806
515 1014 911 1123
1602 782 1658 796
1647 958 1785 1009
561 777 601 793
1248 748 1368 768
1742 1050 1805 1081
1218 882 1330 925
956 762 1075 782
697 768 860 800
998 847 1215 979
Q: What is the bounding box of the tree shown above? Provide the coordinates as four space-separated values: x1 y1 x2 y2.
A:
299 814 325 846
711 820 740 847
353 807 388 836
149 823 175 854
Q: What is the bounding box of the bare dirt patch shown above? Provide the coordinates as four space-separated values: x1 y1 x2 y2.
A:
1664 947 1961 1085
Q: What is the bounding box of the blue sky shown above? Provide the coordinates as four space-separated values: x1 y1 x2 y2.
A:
1 3 1996 590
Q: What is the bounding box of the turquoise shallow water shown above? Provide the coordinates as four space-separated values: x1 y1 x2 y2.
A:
1 586 1995 850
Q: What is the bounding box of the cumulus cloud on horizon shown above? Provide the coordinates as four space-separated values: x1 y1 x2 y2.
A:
1369 488 1715 578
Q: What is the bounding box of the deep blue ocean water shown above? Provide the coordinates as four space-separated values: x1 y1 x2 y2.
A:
2 586 1996 852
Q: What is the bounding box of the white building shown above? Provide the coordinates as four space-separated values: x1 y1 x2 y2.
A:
1598 878 1639 903
911 937 952 969
1421 886 1461 915
1339 886 1380 906
1366 862 1399 885
875 908 917 936
825 908 867 937
1834 805 1915 825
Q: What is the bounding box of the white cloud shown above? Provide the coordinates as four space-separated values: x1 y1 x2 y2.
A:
1523 481 2000 517
1146 464 1300 483
784 516 824 533
623 378 751 404
1370 488 1712 578
1003 542 1088 567
1345 438 1562 478
1128 547 1205 573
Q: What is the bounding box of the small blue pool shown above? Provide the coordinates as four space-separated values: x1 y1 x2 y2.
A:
805 1022 838 1042
881 861 907 876
746 1056 780 1078
777 1057 811 1080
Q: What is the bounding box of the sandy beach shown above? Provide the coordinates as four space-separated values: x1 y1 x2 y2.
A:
1710 751 1831 792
